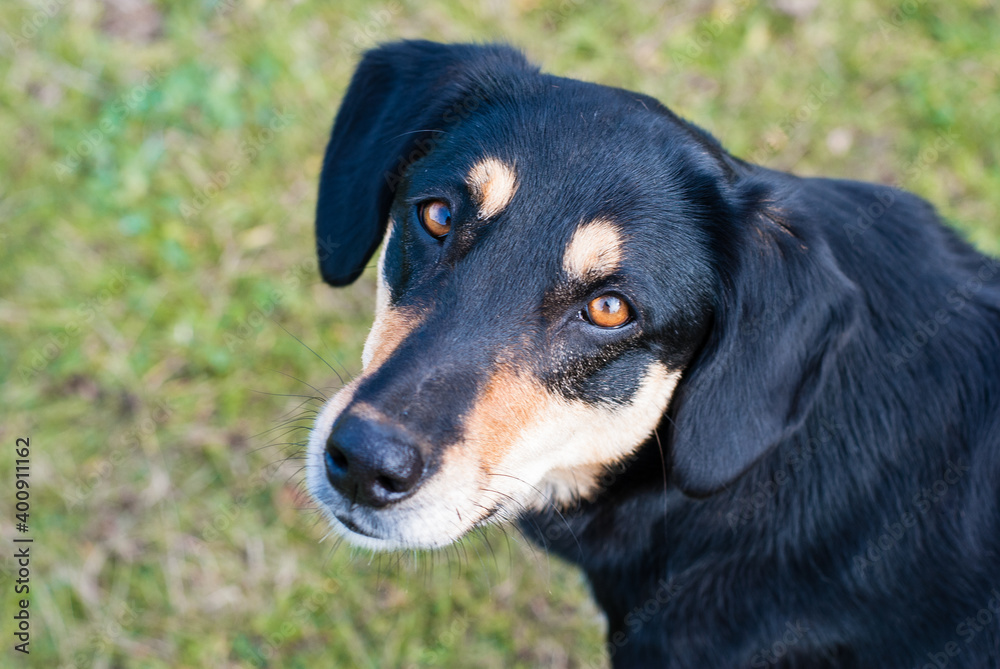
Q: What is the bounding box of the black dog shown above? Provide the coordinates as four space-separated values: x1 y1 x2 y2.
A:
305 41 1000 668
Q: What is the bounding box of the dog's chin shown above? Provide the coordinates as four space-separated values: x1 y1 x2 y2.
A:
318 510 462 552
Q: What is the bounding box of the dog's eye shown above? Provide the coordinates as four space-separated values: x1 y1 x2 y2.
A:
418 200 452 238
584 294 632 328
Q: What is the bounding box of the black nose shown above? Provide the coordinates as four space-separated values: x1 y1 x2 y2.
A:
323 414 424 508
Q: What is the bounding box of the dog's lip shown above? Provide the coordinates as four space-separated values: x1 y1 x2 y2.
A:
472 506 499 528
335 514 379 538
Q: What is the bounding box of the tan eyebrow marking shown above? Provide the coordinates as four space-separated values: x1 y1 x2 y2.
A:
465 361 681 510
562 219 624 280
466 157 518 219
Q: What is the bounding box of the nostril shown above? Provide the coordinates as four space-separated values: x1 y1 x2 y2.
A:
376 474 407 495
327 446 348 471
324 442 350 489
370 445 423 500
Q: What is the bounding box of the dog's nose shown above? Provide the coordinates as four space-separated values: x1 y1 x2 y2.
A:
323 415 424 508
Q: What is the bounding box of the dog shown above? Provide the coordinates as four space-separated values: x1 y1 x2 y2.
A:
305 41 1000 668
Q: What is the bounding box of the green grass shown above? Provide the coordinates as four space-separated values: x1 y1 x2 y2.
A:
1 0 997 666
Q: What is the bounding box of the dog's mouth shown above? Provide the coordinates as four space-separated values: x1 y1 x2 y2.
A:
328 503 502 548
334 514 380 538
474 507 499 525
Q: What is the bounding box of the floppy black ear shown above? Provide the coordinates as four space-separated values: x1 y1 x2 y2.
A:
668 196 860 496
315 40 533 285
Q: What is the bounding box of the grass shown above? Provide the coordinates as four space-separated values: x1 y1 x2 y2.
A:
1 0 997 667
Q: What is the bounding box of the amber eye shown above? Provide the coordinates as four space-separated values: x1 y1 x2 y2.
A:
584 294 632 328
418 200 452 238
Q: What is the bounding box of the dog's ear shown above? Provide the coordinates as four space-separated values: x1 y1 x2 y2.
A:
315 41 533 285
668 198 860 496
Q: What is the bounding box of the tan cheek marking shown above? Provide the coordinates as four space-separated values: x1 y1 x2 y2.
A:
466 157 518 219
562 219 624 280
480 363 681 509
463 367 548 469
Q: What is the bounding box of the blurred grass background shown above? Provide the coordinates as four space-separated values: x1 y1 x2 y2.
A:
1 0 997 667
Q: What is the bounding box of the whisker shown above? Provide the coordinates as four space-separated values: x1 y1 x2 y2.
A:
267 368 331 401
653 427 669 519
489 472 584 557
272 320 345 385
316 333 357 384
248 416 315 442
251 389 326 402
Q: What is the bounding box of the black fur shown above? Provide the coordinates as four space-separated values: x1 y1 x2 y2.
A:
315 41 1000 668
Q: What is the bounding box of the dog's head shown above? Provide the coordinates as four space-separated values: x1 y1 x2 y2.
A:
307 41 857 550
